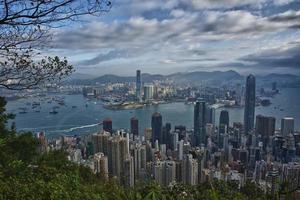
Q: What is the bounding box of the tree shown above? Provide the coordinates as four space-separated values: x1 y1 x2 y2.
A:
0 0 112 90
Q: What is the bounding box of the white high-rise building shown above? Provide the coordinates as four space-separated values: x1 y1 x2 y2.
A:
281 117 294 136
144 84 154 101
93 152 108 179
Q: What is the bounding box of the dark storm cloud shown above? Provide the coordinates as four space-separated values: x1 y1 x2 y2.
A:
240 43 300 69
269 10 300 22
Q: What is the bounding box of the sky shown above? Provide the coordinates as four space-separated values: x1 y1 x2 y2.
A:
48 0 300 76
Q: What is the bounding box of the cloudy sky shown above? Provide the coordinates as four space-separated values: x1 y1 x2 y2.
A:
48 0 300 76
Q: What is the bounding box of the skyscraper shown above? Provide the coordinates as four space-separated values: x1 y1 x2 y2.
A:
130 117 139 137
219 110 229 128
151 112 162 146
194 101 206 146
136 70 142 101
143 84 154 101
244 74 256 134
255 115 275 137
219 110 229 148
103 118 112 133
281 117 294 136
255 115 275 149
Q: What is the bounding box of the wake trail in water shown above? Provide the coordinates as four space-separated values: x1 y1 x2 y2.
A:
20 123 100 133
62 123 100 133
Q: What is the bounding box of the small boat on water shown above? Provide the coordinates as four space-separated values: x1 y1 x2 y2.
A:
72 106 77 108
32 102 41 106
49 108 58 114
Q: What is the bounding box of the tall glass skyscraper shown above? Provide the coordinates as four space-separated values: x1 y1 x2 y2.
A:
130 117 139 137
219 110 229 148
194 101 206 146
136 70 141 101
244 74 256 134
151 112 162 146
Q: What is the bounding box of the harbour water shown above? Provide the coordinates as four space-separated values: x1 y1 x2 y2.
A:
6 88 300 138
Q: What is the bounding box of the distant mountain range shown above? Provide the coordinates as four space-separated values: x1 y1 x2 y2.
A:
67 70 300 88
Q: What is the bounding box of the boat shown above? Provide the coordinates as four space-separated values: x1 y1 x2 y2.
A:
72 106 77 108
260 99 271 106
49 108 58 114
32 102 41 106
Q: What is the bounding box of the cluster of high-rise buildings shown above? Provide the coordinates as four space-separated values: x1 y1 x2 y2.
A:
42 74 300 196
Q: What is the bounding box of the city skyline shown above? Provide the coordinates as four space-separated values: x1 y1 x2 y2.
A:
2 1 300 199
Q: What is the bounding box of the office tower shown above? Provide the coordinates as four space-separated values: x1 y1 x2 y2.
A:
181 154 198 185
178 140 184 160
281 117 294 136
170 131 179 151
211 107 216 125
93 153 108 179
162 123 171 146
218 110 229 148
255 115 275 149
219 110 229 128
151 112 162 146
136 70 142 101
144 84 154 101
124 156 134 187
244 74 256 134
255 115 276 136
239 149 248 166
103 118 112 133
205 106 213 124
130 117 139 137
194 101 206 146
235 83 242 106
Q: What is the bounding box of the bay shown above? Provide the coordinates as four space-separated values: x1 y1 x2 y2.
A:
6 88 300 138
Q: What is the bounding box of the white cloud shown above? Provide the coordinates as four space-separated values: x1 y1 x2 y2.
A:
46 0 300 75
